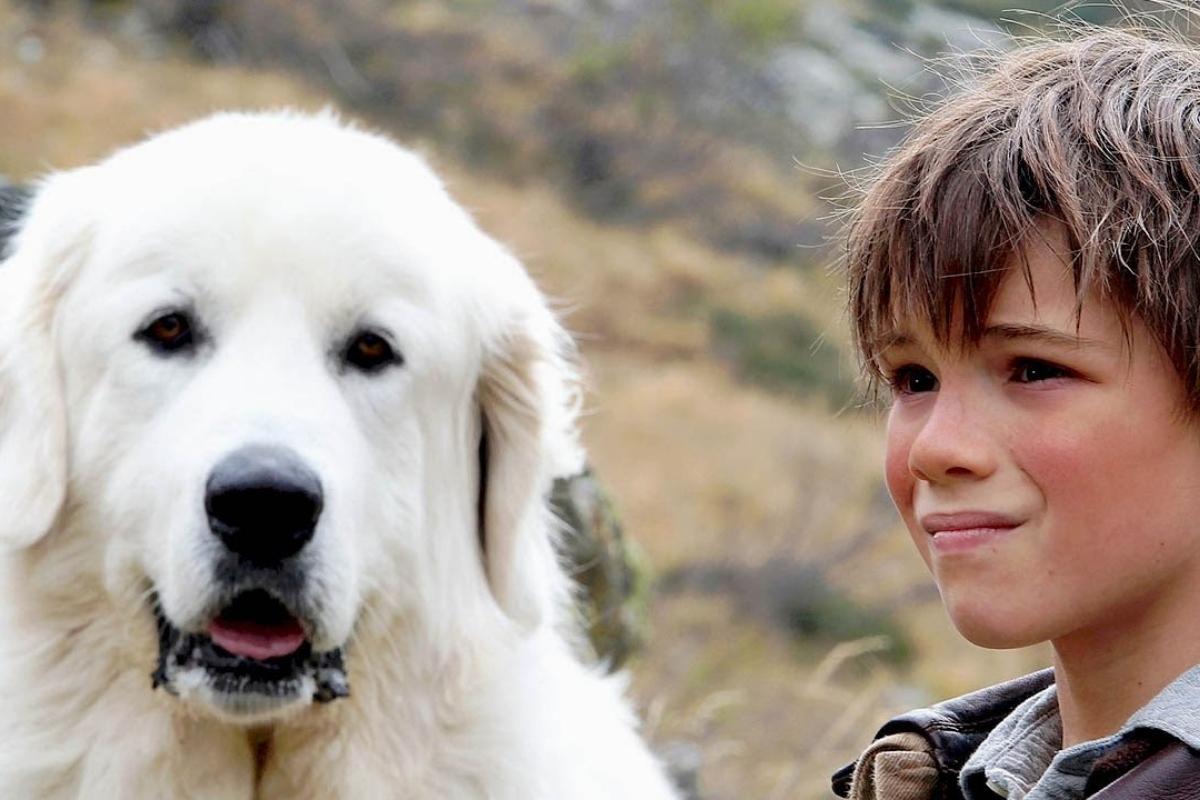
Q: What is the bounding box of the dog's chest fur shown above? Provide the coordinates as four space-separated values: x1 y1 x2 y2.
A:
0 556 669 799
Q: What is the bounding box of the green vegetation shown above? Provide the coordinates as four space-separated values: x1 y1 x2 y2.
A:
710 307 859 406
941 0 1117 23
568 42 634 89
868 0 919 20
716 0 804 49
660 560 913 664
776 573 913 663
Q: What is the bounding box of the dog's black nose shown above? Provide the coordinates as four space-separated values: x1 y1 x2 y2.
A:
205 445 323 564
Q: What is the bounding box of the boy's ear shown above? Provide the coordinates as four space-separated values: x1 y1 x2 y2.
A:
0 174 94 549
476 306 584 631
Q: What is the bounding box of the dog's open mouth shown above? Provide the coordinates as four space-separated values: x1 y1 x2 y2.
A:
151 589 349 718
207 590 308 661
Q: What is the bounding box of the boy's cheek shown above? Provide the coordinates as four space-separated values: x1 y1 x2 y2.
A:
883 427 914 515
883 429 934 568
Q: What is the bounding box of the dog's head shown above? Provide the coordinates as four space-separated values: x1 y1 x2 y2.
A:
0 111 582 722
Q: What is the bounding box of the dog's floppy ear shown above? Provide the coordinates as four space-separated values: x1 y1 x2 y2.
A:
477 299 584 631
0 175 92 549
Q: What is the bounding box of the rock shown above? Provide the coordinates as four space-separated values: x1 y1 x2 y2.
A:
907 5 1006 52
766 47 894 150
551 466 647 670
658 739 704 800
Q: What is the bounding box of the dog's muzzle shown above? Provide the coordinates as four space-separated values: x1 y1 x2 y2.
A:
150 593 349 709
150 445 351 717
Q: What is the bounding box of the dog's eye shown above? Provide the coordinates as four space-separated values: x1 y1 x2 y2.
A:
344 331 401 373
137 312 194 354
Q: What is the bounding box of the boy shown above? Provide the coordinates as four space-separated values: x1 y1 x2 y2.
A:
833 24 1200 800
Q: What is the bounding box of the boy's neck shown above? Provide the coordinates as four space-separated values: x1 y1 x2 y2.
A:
1052 571 1200 747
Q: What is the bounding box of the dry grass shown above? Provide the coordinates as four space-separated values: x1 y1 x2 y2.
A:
0 11 327 178
0 5 1050 797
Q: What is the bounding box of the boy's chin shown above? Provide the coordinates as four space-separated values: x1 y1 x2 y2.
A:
941 594 1053 650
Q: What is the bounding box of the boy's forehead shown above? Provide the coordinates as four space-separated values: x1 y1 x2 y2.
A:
879 232 1119 356
990 228 1075 319
867 222 1068 349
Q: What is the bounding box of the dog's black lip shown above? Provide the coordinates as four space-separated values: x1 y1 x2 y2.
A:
149 592 350 703
212 553 315 629
213 588 306 633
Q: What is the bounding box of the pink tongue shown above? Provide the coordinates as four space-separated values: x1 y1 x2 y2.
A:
207 617 306 660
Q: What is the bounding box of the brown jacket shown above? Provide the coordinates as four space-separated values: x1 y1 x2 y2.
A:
832 670 1200 800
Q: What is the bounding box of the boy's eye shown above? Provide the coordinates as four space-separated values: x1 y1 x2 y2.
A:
1010 358 1070 383
888 365 938 395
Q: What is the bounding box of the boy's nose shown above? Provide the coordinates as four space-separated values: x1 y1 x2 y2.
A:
907 390 998 483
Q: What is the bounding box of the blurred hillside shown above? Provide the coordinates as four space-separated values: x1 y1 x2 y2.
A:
132 0 1119 264
124 0 1130 410
0 0 1126 797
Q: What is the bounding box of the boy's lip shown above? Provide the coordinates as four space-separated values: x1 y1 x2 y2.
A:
920 511 1022 534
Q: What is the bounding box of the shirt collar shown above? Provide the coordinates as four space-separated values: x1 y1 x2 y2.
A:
959 684 1061 799
960 663 1200 799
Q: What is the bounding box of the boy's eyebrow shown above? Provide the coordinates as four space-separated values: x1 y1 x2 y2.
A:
875 324 1106 352
981 323 1106 349
871 331 915 351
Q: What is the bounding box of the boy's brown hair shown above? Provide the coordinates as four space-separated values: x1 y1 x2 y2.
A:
846 24 1200 407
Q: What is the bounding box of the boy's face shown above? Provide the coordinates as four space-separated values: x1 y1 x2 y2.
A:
880 226 1200 649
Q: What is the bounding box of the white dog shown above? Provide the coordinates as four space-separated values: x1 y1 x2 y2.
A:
0 111 680 799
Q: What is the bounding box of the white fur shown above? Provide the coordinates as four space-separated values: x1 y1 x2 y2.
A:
0 111 679 799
